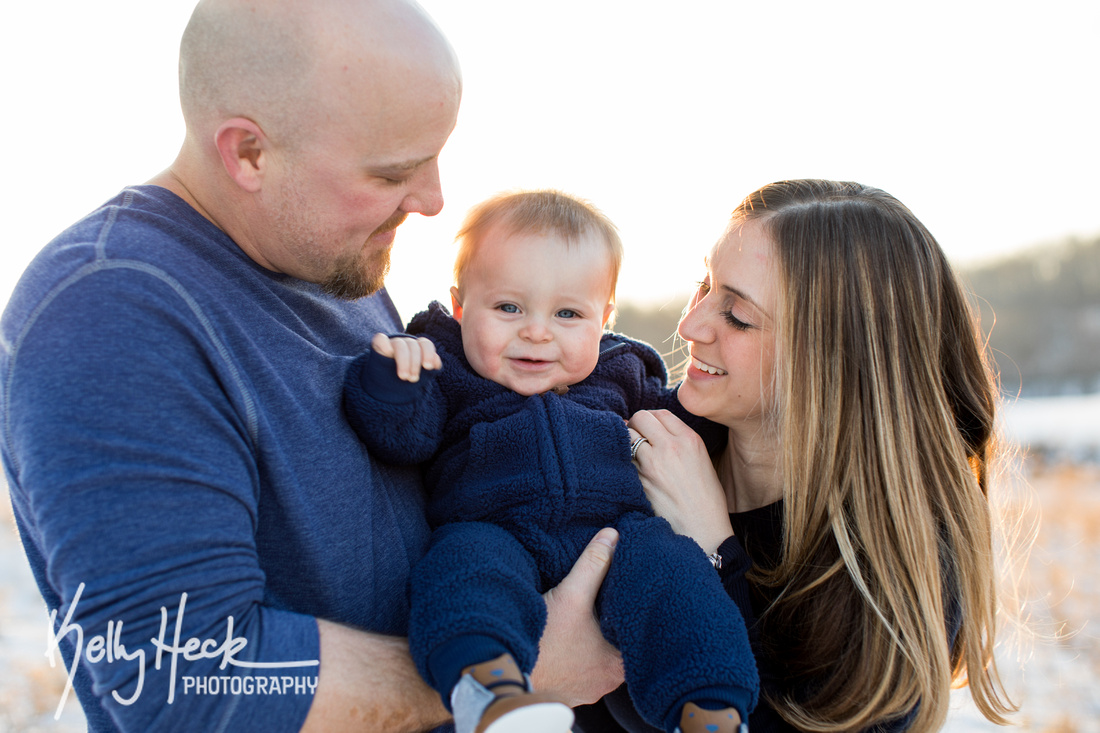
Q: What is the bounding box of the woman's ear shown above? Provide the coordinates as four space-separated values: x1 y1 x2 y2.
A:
449 286 464 321
214 117 268 193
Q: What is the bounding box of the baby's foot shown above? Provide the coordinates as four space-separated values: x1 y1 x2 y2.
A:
451 653 574 733
675 701 745 733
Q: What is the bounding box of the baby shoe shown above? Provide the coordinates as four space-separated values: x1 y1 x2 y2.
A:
674 701 747 733
450 652 574 733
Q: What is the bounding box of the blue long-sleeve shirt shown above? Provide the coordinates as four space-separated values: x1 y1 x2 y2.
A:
1 186 431 732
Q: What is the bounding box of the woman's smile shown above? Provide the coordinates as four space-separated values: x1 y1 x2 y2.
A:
690 356 728 376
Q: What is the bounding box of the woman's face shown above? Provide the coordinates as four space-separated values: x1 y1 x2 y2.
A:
677 217 780 427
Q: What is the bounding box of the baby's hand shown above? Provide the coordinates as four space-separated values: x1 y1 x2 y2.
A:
371 333 442 383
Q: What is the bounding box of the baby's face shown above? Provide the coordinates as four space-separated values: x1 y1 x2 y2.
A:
452 226 614 396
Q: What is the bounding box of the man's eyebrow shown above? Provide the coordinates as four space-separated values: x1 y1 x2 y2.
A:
371 154 438 173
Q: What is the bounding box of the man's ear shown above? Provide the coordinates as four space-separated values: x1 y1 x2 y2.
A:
449 286 464 321
214 118 268 193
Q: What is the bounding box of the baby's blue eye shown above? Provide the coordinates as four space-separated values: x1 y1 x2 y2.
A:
498 303 519 313
556 309 578 319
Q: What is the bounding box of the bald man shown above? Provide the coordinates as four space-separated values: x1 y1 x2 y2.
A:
0 1 622 731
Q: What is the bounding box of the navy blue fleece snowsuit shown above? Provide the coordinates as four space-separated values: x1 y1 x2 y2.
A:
343 302 758 730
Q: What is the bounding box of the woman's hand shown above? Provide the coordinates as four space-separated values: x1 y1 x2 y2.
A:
627 409 734 554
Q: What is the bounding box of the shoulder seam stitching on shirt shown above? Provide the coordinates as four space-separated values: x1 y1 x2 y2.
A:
94 190 134 261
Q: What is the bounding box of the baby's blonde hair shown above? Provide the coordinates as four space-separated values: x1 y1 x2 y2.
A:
453 190 623 309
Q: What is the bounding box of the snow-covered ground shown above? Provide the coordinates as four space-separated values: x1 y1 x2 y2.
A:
1001 393 1100 465
940 457 1100 733
2 393 1099 732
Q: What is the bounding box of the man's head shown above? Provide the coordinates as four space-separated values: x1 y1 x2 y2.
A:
448 190 621 395
172 0 462 299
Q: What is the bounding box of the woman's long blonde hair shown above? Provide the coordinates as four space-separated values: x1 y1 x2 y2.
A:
738 180 1015 731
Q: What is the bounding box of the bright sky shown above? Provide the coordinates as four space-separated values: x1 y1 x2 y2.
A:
3 1 1097 321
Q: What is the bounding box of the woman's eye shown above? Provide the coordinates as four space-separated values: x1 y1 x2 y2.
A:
696 279 711 296
723 311 752 331
556 309 578 319
498 303 519 314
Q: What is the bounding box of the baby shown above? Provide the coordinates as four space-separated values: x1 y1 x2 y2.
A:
343 190 756 733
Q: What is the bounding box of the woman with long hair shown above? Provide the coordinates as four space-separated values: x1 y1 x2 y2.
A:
619 180 1016 731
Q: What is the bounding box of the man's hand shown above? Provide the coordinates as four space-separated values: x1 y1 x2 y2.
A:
371 333 441 382
532 528 625 705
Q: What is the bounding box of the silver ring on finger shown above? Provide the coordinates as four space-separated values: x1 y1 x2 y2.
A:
630 436 649 461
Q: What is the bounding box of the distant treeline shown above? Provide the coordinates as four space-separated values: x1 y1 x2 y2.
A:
613 234 1100 398
611 302 690 379
964 235 1100 397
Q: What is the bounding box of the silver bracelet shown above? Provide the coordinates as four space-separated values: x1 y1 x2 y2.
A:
707 551 723 570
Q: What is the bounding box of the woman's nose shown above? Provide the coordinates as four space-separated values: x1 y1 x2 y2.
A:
677 296 711 344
